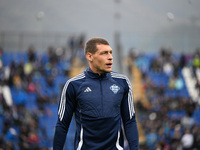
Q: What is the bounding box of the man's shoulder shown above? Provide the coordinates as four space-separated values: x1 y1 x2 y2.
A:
67 72 86 84
110 71 129 80
110 71 132 88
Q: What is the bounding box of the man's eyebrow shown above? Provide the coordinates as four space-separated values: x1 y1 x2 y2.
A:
100 50 112 53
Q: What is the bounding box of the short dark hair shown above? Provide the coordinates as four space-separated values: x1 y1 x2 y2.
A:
84 37 109 55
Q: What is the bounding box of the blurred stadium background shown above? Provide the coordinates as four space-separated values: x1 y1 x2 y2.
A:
0 0 200 150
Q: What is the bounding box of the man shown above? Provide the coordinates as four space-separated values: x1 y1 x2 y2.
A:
53 37 139 150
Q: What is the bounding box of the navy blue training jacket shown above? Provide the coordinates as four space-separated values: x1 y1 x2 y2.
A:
53 68 139 150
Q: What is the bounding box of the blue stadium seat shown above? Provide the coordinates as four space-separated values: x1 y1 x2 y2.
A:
38 104 76 149
11 87 27 105
38 104 58 148
2 52 13 66
2 51 29 66
25 93 38 110
167 110 186 119
148 71 169 87
0 116 4 135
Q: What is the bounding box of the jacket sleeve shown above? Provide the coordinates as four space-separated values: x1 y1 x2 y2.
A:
53 81 76 150
121 78 139 150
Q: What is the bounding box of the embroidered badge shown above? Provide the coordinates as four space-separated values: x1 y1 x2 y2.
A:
110 84 120 94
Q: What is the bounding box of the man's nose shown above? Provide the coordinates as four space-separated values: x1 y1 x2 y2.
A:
108 53 113 60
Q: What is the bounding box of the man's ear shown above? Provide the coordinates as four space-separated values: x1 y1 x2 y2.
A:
86 52 93 62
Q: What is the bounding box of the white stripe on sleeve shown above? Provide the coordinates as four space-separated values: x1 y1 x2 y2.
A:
58 73 85 121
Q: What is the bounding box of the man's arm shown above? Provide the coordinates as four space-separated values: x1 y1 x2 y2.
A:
53 82 76 150
121 78 139 150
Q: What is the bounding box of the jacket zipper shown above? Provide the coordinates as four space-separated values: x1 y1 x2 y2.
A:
99 77 103 116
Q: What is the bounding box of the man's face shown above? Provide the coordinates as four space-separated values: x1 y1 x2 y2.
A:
87 44 113 74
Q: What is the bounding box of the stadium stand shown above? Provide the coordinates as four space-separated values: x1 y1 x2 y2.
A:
0 46 200 150
132 49 200 150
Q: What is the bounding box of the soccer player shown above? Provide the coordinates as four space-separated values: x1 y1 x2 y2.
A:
53 37 139 150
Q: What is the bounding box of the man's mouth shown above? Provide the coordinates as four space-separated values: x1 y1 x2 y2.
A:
106 63 112 68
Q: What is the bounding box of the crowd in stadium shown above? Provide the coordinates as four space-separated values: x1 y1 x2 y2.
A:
0 39 200 150
131 48 200 150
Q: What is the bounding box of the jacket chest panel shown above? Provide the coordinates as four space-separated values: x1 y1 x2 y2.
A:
76 79 124 117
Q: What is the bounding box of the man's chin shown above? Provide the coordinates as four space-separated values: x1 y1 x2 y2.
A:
105 68 112 73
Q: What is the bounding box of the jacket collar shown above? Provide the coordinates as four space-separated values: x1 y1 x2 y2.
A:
85 67 110 79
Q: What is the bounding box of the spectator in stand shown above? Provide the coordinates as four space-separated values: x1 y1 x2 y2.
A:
47 46 58 65
181 129 194 150
193 48 200 68
150 57 163 73
170 124 182 150
163 50 176 77
192 124 200 149
168 69 184 90
181 112 195 130
77 33 85 49
0 64 13 107
180 53 187 69
27 45 36 63
68 35 75 52
146 128 158 150
127 48 137 80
